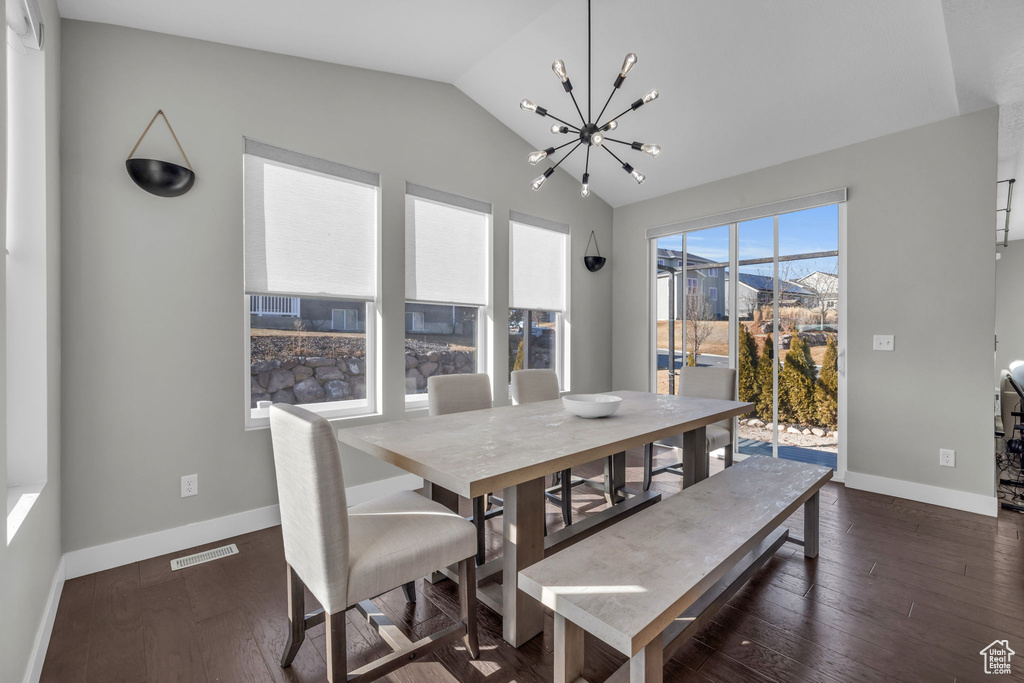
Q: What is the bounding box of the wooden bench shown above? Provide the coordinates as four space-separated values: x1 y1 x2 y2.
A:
518 456 832 683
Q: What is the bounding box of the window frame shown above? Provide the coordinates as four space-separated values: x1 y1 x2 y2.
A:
243 144 383 430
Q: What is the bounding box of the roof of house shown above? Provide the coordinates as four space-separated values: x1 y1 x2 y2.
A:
656 248 715 264
737 273 814 295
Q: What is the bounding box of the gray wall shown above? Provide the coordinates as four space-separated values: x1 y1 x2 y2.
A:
60 20 614 552
2 0 62 680
613 108 997 499
996 241 1024 377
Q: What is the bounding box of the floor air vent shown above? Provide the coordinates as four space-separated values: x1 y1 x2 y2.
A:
170 543 238 571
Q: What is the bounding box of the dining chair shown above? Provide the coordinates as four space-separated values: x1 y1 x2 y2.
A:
510 369 575 526
428 373 499 566
643 367 737 490
270 404 478 682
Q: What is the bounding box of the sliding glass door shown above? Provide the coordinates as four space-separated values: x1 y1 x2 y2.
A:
653 203 842 472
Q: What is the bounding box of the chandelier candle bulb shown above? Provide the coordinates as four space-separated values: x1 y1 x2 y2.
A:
632 141 662 157
591 131 604 146
620 53 637 77
551 124 570 134
528 148 555 165
643 89 659 103
520 98 547 116
531 167 555 191
601 120 618 132
552 59 573 91
581 172 590 198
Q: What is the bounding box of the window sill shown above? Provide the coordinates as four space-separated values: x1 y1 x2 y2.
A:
7 482 44 545
246 399 378 431
404 395 429 413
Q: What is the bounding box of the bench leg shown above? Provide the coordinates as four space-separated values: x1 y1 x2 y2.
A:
724 444 733 468
803 491 820 559
554 613 585 683
630 636 663 683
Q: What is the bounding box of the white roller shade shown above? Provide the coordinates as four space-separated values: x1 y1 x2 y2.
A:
244 140 379 300
405 191 490 306
510 217 568 312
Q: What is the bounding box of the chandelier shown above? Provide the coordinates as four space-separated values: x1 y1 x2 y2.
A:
520 0 661 197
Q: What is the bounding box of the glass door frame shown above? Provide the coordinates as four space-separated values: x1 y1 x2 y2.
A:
648 201 847 480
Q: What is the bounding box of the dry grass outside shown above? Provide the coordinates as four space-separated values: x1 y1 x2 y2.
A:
656 320 830 364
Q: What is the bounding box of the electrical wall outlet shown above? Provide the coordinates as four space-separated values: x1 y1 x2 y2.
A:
181 474 198 497
939 449 955 468
872 334 895 351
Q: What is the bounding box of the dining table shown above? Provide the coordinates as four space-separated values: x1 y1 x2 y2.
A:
336 389 752 647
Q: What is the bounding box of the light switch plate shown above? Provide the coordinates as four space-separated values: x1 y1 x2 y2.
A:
873 334 894 351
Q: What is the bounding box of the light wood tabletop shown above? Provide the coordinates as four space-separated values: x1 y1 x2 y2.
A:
336 390 752 499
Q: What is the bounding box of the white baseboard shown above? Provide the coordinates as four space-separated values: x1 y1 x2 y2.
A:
844 471 998 517
64 473 422 580
24 555 65 683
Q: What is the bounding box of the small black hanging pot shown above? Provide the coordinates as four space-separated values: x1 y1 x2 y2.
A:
584 230 606 272
125 110 196 197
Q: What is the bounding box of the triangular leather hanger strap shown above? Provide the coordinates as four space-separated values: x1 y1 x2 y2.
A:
127 109 193 170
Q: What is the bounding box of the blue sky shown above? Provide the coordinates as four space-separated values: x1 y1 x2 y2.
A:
657 204 839 277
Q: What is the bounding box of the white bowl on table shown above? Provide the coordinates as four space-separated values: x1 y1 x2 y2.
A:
562 394 622 419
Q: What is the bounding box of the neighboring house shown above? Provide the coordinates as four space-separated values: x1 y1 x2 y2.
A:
795 271 839 310
727 273 816 319
656 249 727 320
249 296 366 332
405 302 476 336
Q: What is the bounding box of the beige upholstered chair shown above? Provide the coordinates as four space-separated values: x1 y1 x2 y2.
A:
510 369 577 526
427 373 498 566
644 367 737 490
270 404 478 682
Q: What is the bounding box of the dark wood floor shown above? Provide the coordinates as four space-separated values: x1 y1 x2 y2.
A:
41 448 1024 683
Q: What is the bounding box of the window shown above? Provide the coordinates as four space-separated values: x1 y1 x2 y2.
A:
509 212 569 388
687 277 698 293
709 287 718 301
406 311 425 332
7 0 48 544
707 268 719 276
657 259 665 266
405 184 491 400
243 139 380 425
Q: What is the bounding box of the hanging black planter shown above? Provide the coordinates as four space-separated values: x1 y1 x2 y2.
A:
125 110 195 197
584 230 606 272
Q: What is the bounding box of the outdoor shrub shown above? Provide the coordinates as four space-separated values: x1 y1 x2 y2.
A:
737 324 758 412
755 335 774 420
815 336 839 429
513 340 525 372
780 335 817 423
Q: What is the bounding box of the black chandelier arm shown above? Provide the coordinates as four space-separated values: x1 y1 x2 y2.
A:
568 89 587 126
603 137 650 151
545 111 582 130
601 143 629 168
595 85 618 125
585 145 591 175
601 105 637 130
552 139 578 153
551 141 584 171
587 0 592 121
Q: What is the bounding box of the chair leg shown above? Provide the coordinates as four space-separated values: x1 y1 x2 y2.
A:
559 468 573 526
402 580 417 603
281 564 305 668
458 558 480 659
552 470 561 486
642 443 654 491
324 610 347 683
473 496 486 566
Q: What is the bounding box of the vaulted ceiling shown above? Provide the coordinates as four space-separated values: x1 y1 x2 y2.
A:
58 0 1024 235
